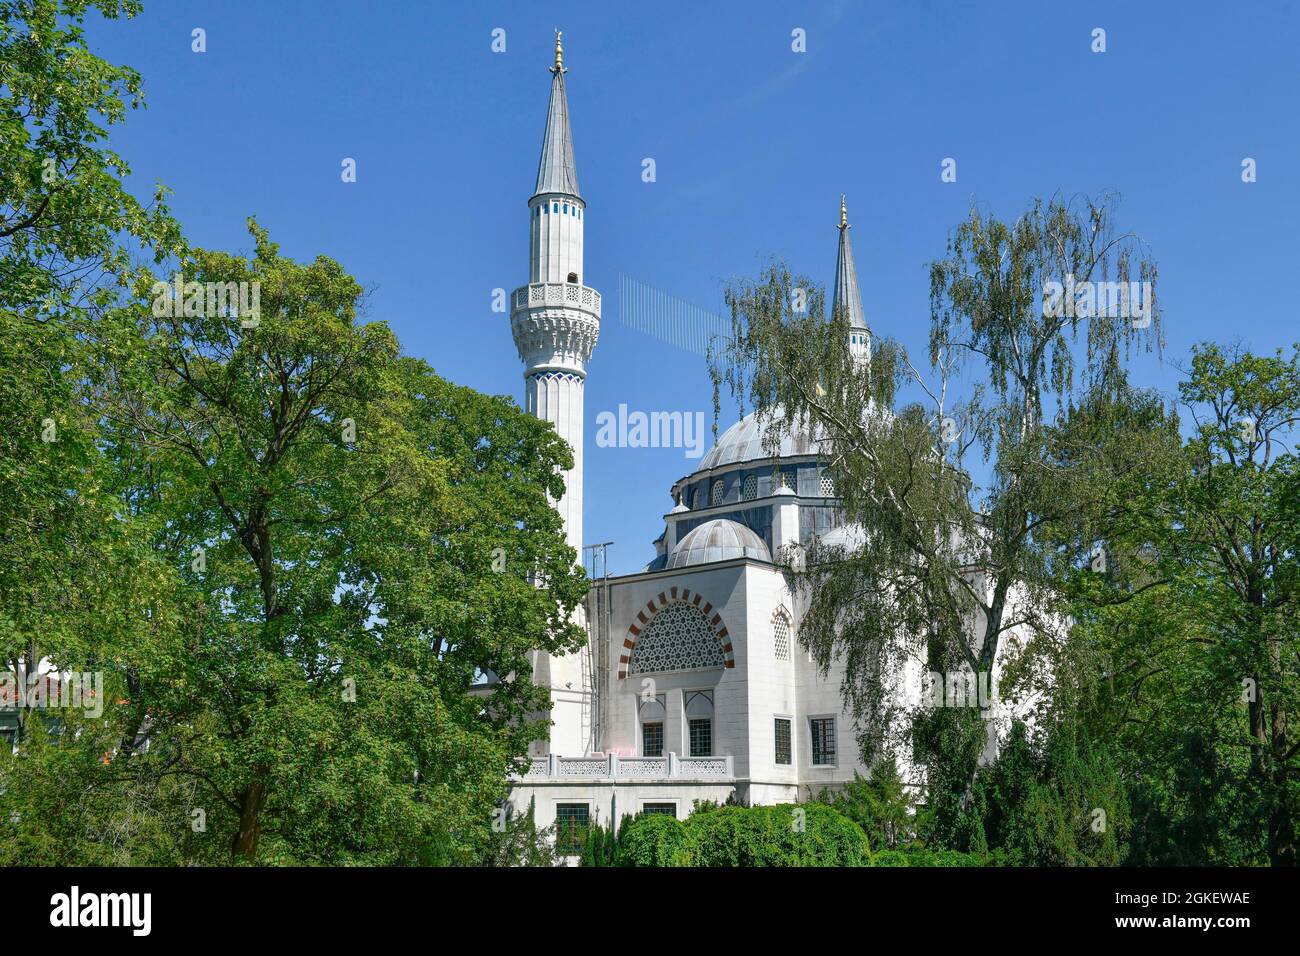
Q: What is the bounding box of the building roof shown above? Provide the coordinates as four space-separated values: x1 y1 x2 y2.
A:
695 408 824 472
666 518 772 569
533 49 581 199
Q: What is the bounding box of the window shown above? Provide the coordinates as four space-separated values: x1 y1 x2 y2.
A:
811 717 837 765
742 474 757 500
563 203 569 214
775 718 792 765
689 718 712 756
628 603 725 674
710 480 724 506
820 473 836 497
577 208 582 219
642 721 664 757
643 803 676 817
553 202 559 213
772 608 791 662
555 803 589 853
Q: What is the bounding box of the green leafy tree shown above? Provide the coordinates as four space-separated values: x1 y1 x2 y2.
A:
86 223 587 863
708 195 1161 840
819 758 914 850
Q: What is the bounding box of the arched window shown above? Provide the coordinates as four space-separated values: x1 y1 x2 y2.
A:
567 272 578 283
772 607 792 662
628 603 726 675
710 480 724 506
742 474 757 501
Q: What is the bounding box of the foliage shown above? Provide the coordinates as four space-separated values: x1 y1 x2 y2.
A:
480 797 559 868
818 758 914 850
611 814 689 867
708 196 1162 833
616 803 870 867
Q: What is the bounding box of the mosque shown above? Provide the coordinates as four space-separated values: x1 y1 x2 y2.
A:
501 34 1026 841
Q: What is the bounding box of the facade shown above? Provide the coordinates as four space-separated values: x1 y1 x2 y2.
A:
503 35 1032 837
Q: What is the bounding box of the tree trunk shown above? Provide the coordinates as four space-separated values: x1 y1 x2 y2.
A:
232 781 267 861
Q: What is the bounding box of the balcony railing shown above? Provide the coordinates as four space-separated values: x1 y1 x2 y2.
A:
515 753 733 782
511 282 601 318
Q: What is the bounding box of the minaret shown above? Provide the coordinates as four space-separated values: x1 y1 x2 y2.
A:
510 31 600 756
833 194 870 364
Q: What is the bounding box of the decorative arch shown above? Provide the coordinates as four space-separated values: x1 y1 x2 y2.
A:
618 587 734 679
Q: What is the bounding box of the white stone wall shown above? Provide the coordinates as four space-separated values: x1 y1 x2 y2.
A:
596 558 875 801
508 781 737 830
523 370 585 555
529 196 585 285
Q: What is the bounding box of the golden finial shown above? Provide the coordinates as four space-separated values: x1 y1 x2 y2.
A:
840 193 848 229
552 29 565 73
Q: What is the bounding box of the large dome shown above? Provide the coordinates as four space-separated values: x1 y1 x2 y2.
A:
696 408 823 471
667 518 772 569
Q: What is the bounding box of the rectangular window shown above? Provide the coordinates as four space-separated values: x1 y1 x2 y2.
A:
774 718 792 765
555 803 589 854
643 803 676 817
811 717 836 766
689 718 712 757
642 721 664 757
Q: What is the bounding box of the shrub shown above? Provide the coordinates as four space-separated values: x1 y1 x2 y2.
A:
684 804 871 867
870 849 911 867
613 814 690 867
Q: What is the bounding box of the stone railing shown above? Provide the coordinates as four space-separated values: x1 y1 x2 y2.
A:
516 753 733 782
511 282 601 319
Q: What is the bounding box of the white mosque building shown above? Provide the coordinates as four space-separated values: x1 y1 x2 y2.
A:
502 35 1031 838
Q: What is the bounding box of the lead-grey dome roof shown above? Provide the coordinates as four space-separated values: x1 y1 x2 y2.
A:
696 409 823 472
667 518 772 569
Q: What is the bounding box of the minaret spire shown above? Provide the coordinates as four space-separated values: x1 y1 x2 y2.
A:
833 194 870 363
534 32 579 199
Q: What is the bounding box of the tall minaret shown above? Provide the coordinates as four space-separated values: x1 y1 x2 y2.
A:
511 31 600 756
833 194 871 364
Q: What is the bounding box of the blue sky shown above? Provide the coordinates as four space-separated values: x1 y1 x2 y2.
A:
88 1 1300 575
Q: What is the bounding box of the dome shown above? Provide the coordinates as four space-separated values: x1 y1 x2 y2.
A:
667 518 772 569
818 523 867 552
696 408 823 471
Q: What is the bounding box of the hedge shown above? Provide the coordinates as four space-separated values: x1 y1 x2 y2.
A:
616 803 871 867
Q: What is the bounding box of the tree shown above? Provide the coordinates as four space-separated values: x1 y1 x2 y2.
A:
819 758 914 850
1170 344 1300 866
87 222 587 863
0 0 180 748
708 195 1161 840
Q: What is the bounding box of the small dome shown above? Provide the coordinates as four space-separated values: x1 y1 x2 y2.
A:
667 518 771 569
818 523 867 552
696 408 823 472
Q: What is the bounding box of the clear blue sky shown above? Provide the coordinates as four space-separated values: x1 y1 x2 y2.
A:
88 1 1300 575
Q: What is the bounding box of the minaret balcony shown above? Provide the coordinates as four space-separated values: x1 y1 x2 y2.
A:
511 281 601 321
